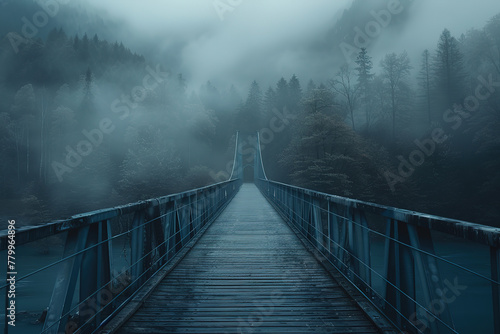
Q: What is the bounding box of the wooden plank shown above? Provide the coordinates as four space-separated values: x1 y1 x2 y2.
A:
115 184 389 334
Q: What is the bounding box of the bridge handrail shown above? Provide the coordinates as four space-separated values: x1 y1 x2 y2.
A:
0 179 238 251
0 132 245 334
258 179 500 248
253 131 499 334
1 178 241 334
255 177 500 334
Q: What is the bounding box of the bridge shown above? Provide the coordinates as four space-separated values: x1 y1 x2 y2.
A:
1 132 499 334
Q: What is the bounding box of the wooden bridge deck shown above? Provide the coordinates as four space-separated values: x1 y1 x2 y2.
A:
116 184 384 333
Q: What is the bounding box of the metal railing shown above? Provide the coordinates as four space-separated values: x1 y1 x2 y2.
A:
0 133 243 334
254 134 500 334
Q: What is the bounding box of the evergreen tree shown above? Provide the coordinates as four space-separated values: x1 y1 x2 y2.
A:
484 14 500 75
237 80 262 132
302 84 335 115
275 77 288 112
263 86 277 113
228 84 242 108
200 81 220 111
433 29 465 109
279 112 380 198
80 33 90 61
419 49 433 124
288 74 302 112
355 48 374 127
73 35 80 51
305 80 317 97
78 68 95 125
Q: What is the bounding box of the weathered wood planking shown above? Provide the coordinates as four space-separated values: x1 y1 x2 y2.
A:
117 184 385 333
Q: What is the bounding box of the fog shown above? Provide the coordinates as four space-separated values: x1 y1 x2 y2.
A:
1 1 500 332
85 0 500 89
1 0 499 228
85 0 350 90
373 0 500 66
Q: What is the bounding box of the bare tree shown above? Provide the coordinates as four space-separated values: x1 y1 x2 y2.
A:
381 51 412 141
330 64 359 130
419 50 432 124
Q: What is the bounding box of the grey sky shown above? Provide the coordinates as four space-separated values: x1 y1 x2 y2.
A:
87 0 500 92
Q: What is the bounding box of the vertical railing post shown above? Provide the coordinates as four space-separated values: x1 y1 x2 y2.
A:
351 209 371 291
43 227 90 334
347 208 355 279
145 204 164 272
491 247 500 334
327 201 331 256
4 262 8 334
384 219 415 331
131 210 145 289
95 220 113 324
79 221 111 331
144 208 154 280
312 198 323 249
164 201 175 261
407 225 452 333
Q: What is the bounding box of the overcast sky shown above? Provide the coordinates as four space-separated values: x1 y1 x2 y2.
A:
86 0 500 92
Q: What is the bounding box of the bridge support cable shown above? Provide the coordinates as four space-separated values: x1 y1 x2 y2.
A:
229 131 243 183
254 132 268 181
0 133 244 334
253 131 500 334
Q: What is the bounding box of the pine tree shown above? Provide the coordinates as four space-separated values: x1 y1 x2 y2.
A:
433 29 465 109
263 86 277 113
288 74 302 112
279 112 375 197
302 84 335 114
228 84 242 108
78 68 95 125
200 80 220 111
306 80 317 97
80 33 90 61
237 80 262 132
355 48 374 127
419 49 432 124
482 14 500 75
73 35 80 51
275 78 288 112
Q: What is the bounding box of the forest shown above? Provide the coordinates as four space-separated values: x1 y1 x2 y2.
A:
0 1 499 229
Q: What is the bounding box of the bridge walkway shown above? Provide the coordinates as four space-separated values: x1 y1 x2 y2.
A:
116 184 385 333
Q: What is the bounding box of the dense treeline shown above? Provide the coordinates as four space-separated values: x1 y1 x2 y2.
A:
0 28 239 224
1 13 499 227
200 14 500 226
287 15 499 226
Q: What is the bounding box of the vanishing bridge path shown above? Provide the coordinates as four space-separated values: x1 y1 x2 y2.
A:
116 184 385 333
0 132 499 334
